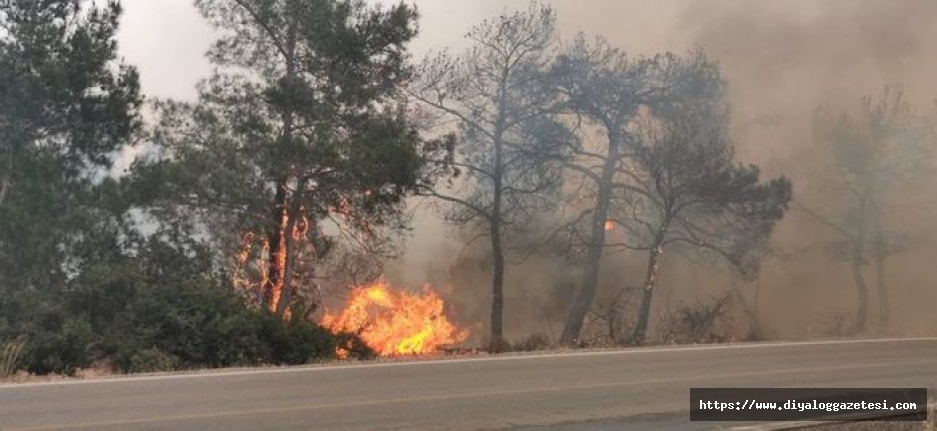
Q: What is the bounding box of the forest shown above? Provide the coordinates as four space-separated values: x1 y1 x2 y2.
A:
1 0 935 377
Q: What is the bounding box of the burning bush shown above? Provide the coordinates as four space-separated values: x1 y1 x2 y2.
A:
322 278 469 356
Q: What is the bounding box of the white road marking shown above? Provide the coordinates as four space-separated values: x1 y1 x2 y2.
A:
2 337 936 389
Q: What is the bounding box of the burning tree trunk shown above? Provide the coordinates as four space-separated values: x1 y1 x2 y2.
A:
276 179 309 317
632 237 665 346
266 15 299 316
265 180 290 313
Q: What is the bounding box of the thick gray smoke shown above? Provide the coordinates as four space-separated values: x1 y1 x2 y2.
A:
384 0 937 342
672 0 937 337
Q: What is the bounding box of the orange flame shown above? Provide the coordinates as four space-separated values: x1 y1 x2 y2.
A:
321 278 468 356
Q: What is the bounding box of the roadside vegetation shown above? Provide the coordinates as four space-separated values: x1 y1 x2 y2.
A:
1 0 934 377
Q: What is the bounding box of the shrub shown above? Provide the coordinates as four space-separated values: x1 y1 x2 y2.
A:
512 333 552 352
280 321 338 364
107 279 345 372
487 337 512 354
3 233 362 375
126 347 179 373
23 317 95 376
657 292 737 345
334 331 377 360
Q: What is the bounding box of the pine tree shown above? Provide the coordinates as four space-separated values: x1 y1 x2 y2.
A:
142 0 441 316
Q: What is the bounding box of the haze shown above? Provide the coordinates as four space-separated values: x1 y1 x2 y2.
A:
117 0 937 341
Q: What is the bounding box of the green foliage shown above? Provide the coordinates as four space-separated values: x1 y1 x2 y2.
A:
0 0 143 375
86 234 346 373
124 348 179 374
140 0 442 314
0 0 393 377
273 320 338 365
23 317 95 376
0 0 142 293
0 221 357 375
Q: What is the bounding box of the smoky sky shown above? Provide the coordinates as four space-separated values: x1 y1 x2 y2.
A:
117 0 688 99
119 0 937 151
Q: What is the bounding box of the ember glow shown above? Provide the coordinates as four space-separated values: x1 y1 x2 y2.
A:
321 278 469 356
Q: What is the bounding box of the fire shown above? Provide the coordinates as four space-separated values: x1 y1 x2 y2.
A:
321 278 468 356
604 220 615 231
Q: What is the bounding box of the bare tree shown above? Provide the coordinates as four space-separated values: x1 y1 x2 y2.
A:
798 89 933 333
410 2 567 346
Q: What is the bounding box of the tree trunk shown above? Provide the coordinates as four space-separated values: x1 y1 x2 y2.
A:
488 123 506 345
559 128 621 346
871 204 889 333
264 179 289 311
489 216 505 344
850 258 869 333
276 180 308 317
266 15 299 315
749 274 763 338
753 275 761 321
486 67 512 347
632 238 664 345
0 159 11 206
874 251 888 333
851 193 870 333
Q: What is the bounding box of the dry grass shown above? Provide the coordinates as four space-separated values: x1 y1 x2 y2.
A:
657 291 740 345
0 336 25 380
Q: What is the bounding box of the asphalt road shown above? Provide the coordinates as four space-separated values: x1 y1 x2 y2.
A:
1 338 936 431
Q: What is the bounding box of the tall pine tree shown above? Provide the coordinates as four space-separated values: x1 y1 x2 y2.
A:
0 0 141 303
142 0 442 316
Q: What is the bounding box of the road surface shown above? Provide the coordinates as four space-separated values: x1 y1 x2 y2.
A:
1 338 936 431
